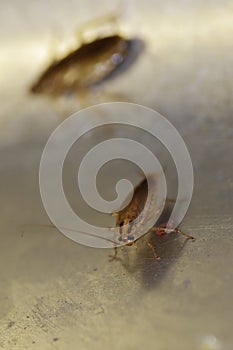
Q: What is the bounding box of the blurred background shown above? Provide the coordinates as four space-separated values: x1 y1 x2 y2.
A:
0 1 233 349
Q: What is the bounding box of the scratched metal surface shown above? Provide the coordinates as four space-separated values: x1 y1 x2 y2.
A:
0 1 233 349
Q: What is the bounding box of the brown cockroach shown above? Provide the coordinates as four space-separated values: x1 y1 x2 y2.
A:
23 175 194 261
30 34 133 96
110 174 195 260
29 11 145 101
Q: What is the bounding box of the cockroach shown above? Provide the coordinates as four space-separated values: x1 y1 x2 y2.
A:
30 34 132 96
110 174 195 260
23 175 194 261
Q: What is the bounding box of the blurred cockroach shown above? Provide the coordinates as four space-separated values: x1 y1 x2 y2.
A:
30 13 142 96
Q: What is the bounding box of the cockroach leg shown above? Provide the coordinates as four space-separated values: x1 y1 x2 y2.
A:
108 247 118 261
173 228 195 241
142 238 161 261
150 226 195 241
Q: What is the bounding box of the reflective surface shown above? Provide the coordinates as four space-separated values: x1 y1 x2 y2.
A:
0 1 233 349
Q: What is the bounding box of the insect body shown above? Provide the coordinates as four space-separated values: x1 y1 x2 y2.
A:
111 175 195 260
30 35 131 96
24 173 194 261
114 176 155 244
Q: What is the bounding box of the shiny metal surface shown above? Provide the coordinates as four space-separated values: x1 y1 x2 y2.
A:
0 1 233 349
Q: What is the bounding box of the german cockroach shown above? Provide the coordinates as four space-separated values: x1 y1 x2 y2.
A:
22 175 194 262
110 174 195 260
30 35 132 95
30 13 141 96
